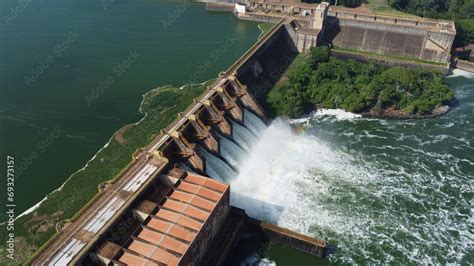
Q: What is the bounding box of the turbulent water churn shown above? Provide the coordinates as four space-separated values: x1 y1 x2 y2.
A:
212 70 473 264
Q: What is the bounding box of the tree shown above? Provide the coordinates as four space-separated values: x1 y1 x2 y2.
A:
308 46 330 69
267 50 453 117
389 0 474 44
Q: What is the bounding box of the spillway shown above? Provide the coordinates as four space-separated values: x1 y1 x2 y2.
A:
244 109 267 136
197 144 237 182
231 120 258 151
196 110 267 182
213 130 247 170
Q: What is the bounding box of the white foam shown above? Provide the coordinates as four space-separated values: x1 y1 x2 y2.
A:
231 116 472 264
289 109 361 125
447 68 474 79
230 119 371 235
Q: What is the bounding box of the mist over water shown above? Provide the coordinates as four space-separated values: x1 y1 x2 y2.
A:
213 130 247 170
230 71 474 264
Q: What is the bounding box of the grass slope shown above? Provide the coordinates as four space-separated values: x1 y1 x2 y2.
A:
258 23 274 40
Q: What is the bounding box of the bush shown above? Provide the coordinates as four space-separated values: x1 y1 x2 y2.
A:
268 47 454 118
456 19 474 43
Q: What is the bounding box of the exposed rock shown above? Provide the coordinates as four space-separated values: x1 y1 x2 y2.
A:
361 105 450 119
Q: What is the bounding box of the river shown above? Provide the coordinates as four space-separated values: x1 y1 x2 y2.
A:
230 70 474 264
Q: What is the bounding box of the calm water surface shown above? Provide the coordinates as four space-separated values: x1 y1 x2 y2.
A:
0 0 260 221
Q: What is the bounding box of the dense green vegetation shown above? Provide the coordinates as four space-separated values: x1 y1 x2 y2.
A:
389 0 474 44
0 83 208 265
266 47 454 118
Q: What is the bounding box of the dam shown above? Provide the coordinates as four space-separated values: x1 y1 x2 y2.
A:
213 0 456 71
31 18 333 265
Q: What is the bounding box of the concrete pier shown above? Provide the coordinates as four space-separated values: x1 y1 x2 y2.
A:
248 217 327 257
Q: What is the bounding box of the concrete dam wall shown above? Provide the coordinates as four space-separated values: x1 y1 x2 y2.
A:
32 20 334 265
81 23 325 264
322 10 455 64
234 23 299 99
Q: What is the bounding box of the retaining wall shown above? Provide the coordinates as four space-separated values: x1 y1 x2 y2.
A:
235 24 299 101
323 12 455 64
332 49 449 74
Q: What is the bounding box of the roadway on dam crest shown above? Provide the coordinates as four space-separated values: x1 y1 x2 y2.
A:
31 153 163 265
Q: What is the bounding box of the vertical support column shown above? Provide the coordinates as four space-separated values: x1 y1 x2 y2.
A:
228 76 267 122
216 86 244 124
313 2 329 31
188 115 220 156
202 100 233 139
170 132 206 175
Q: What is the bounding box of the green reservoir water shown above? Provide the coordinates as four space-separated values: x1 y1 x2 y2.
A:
0 0 260 221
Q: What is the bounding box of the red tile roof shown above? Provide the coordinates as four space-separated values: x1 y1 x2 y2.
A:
116 172 230 265
137 228 188 255
119 251 156 266
128 239 180 265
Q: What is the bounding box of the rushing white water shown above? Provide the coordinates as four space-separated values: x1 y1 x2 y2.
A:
229 86 473 265
213 130 247 170
447 68 474 79
290 108 362 125
244 109 267 135
230 119 369 230
198 145 237 182
231 120 258 151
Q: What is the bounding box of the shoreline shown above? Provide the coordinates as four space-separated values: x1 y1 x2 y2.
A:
0 82 209 265
7 81 211 225
4 23 272 225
